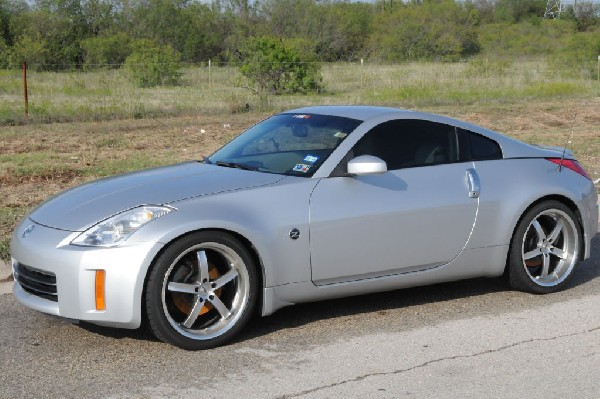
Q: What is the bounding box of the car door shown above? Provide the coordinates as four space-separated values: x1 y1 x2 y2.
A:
308 119 479 285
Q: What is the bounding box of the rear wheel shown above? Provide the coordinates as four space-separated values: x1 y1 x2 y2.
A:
145 231 258 350
508 201 581 294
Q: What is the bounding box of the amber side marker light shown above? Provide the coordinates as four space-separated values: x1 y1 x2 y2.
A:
95 270 106 311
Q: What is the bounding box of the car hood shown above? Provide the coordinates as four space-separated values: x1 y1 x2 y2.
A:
29 162 285 231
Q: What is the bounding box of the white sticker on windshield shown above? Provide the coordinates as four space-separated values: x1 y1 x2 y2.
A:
293 164 311 173
304 155 319 163
292 114 311 119
334 132 347 138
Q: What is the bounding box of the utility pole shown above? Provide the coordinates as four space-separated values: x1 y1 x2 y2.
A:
544 0 564 18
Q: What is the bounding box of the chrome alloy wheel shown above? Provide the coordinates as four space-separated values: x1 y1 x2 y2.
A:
521 208 579 287
161 242 250 340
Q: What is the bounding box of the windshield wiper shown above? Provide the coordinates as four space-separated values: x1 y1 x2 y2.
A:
215 160 260 171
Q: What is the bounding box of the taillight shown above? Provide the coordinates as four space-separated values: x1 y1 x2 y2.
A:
546 158 592 181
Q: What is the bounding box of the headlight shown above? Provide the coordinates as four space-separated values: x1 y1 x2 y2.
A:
71 206 174 247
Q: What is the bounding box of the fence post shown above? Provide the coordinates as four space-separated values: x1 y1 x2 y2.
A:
360 58 364 90
22 61 29 118
208 59 212 88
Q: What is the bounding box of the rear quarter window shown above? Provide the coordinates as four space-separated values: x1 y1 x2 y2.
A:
463 130 503 161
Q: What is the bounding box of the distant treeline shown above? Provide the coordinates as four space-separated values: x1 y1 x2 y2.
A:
0 0 598 71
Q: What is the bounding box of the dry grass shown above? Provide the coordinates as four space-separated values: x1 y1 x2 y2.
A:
0 113 264 259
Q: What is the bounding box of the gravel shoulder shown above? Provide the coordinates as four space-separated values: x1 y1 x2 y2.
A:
0 260 11 296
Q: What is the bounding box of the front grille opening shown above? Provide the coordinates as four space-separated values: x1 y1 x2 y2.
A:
14 263 58 302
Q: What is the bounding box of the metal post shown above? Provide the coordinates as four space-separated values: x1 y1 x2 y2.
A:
597 55 599 81
22 61 28 118
208 59 212 88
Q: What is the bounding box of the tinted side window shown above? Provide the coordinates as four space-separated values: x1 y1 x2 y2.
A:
351 120 458 170
463 129 503 161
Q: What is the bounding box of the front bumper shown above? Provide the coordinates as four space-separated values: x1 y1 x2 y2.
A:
10 219 163 329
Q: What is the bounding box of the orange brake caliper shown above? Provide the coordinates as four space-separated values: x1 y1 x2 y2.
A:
172 266 223 315
199 267 222 315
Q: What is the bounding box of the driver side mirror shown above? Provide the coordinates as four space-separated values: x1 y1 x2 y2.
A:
347 155 387 176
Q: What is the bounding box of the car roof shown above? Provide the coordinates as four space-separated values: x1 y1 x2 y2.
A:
286 105 490 134
285 105 413 121
285 105 567 160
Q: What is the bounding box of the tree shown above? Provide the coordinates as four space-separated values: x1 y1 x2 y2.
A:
568 1 600 32
369 0 480 61
469 0 496 23
239 36 322 103
9 6 86 69
7 33 51 70
179 3 228 62
82 0 117 35
0 0 12 46
0 36 9 67
494 0 546 22
315 2 373 61
218 0 264 60
261 0 373 61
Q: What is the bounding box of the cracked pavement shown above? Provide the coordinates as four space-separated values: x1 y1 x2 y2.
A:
279 325 600 399
1 228 599 398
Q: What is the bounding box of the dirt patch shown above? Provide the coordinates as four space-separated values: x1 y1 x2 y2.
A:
0 168 83 185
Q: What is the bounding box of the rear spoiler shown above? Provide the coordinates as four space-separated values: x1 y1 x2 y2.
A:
531 144 574 159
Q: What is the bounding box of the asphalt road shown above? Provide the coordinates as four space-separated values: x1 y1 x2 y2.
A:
1 226 599 399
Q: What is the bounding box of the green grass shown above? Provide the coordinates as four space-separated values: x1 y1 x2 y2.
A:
1 59 598 125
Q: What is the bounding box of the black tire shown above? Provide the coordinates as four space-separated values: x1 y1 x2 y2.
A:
508 200 581 294
145 231 258 350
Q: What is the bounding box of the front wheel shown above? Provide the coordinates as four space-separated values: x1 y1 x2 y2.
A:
145 231 258 350
508 201 581 294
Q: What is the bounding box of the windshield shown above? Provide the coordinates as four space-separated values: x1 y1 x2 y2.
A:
207 113 361 177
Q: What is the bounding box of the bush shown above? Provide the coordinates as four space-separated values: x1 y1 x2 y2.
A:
0 36 8 68
553 28 600 78
239 36 322 101
478 19 576 57
81 33 132 69
124 40 181 87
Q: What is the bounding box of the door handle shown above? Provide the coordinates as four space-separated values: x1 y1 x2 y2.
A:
466 168 480 198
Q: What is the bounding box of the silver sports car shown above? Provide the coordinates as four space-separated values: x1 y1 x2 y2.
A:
11 106 598 349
